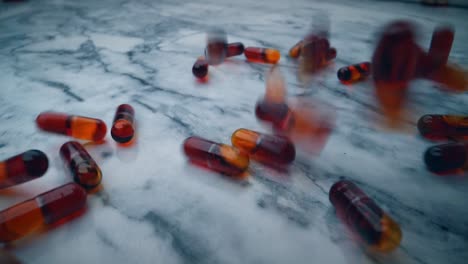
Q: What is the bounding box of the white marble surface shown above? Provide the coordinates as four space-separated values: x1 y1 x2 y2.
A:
0 0 468 263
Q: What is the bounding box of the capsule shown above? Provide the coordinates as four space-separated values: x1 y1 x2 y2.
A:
0 150 48 189
289 40 303 58
417 115 468 140
36 112 107 142
244 47 280 64
60 141 102 190
329 180 402 252
192 56 209 79
424 142 468 173
111 104 135 144
226 42 244 57
205 30 227 65
231 129 295 166
337 62 371 83
183 136 249 176
327 47 337 60
0 183 86 243
255 100 292 126
428 27 454 71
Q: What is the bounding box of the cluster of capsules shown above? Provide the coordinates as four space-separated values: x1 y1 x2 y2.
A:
0 104 136 245
417 114 468 174
192 30 287 80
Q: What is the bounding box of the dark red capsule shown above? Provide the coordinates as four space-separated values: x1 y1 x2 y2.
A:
424 142 468 173
226 42 245 57
111 104 135 144
205 30 227 65
192 57 209 79
417 115 468 140
255 100 291 126
0 150 48 189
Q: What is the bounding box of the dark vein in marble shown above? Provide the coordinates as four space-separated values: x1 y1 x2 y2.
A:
35 79 84 102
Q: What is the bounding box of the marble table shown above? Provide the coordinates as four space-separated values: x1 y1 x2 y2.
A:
1 0 467 263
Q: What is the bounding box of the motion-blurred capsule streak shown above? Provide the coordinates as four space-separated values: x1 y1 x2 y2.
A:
205 30 227 65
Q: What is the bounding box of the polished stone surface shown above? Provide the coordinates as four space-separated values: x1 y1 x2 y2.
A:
0 0 467 263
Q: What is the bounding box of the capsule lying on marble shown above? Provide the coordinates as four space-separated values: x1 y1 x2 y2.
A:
205 30 227 65
424 142 468 173
183 136 249 176
111 104 135 144
36 112 107 141
0 183 86 243
417 115 468 140
192 57 209 79
289 40 303 58
329 180 402 252
60 141 102 190
244 47 280 64
337 62 371 83
226 42 245 57
231 129 295 166
0 150 48 189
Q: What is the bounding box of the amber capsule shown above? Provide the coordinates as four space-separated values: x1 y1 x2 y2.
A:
231 129 295 166
205 30 227 65
417 115 468 140
36 112 107 142
60 141 102 190
226 42 245 57
0 183 86 243
337 62 371 83
289 40 303 58
424 142 468 173
244 47 280 64
329 180 402 252
111 104 135 144
0 150 48 189
183 136 249 176
192 57 209 79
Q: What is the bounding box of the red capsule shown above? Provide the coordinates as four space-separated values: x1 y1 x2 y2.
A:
417 115 468 140
424 142 468 173
244 47 280 64
231 129 295 167
36 112 107 141
226 42 244 57
205 30 227 65
111 104 135 144
337 62 371 83
330 180 402 252
60 141 102 190
0 150 48 189
192 57 209 79
183 136 249 176
0 183 86 243
255 100 291 126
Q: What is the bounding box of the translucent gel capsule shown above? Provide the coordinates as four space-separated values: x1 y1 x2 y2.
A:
60 141 102 190
289 40 303 58
428 26 454 72
255 100 291 126
244 47 280 64
329 180 402 252
0 183 86 243
424 142 468 173
337 62 371 83
231 129 295 166
205 30 227 65
226 42 244 57
301 36 331 72
192 56 209 79
36 112 107 142
417 115 468 140
183 136 249 176
111 104 135 144
0 150 48 189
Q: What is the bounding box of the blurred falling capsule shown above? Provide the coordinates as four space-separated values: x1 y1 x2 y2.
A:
337 62 371 83
192 56 209 79
226 42 245 57
183 136 249 176
289 40 303 58
231 129 295 167
265 66 287 103
0 150 48 189
205 30 227 65
244 47 280 64
428 26 454 71
424 142 468 173
417 115 468 140
330 180 402 252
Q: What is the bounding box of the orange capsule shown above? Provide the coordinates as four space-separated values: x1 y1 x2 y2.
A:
36 112 107 141
0 183 86 243
0 150 48 189
418 115 468 140
226 42 244 57
337 62 371 83
244 47 280 64
289 40 303 58
183 136 249 176
231 129 295 167
111 104 135 144
330 180 402 252
60 141 102 190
